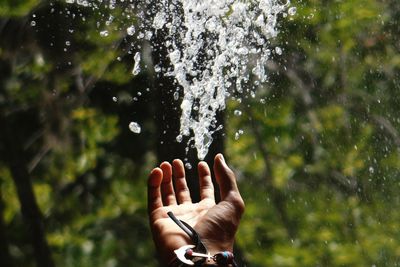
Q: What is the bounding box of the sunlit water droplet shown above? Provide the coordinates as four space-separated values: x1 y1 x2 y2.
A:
132 52 141 76
129 122 141 134
127 25 135 36
369 166 375 174
234 110 242 116
137 32 145 39
173 91 180 101
100 30 109 37
185 163 192 170
77 0 88 7
288 7 297 16
154 65 162 73
275 46 283 55
235 129 244 140
112 97 118 102
109 0 116 9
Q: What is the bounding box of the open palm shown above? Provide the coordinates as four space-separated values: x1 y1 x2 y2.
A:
148 154 245 265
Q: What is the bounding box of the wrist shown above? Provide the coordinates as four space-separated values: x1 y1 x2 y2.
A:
169 257 236 267
167 245 236 267
202 239 234 255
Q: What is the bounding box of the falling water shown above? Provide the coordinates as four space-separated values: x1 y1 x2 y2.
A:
66 0 293 160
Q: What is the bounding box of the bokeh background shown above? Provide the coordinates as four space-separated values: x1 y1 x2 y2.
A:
1 0 400 266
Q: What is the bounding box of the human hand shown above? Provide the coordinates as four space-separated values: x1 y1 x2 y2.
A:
148 154 245 265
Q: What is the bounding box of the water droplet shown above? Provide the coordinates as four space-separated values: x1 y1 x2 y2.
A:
275 46 283 55
129 122 141 134
112 97 118 102
109 0 116 9
235 129 244 140
369 166 375 174
153 12 166 30
100 30 109 37
288 7 297 16
132 52 141 75
176 135 183 143
234 110 242 116
173 91 180 101
185 163 192 169
31 21 36 27
154 65 161 73
145 31 153 40
65 41 71 46
127 26 135 36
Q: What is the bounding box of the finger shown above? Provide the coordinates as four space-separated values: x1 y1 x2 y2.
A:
147 168 163 215
160 162 177 206
172 159 192 204
213 154 240 200
198 161 215 201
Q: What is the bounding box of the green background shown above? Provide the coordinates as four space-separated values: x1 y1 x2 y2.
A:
1 0 400 266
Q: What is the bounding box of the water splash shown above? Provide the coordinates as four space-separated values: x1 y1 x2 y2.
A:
66 0 292 159
150 0 291 159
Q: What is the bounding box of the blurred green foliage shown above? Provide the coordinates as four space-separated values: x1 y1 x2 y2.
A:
1 0 400 266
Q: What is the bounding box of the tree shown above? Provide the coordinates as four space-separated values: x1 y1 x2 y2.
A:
228 0 400 266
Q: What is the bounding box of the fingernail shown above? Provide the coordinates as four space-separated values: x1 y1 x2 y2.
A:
150 168 160 175
219 154 225 163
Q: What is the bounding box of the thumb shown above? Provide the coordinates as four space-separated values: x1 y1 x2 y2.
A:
213 154 241 202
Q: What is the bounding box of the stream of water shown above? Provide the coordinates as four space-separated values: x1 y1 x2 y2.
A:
66 0 294 160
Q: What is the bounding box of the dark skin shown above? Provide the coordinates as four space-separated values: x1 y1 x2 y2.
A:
148 154 245 264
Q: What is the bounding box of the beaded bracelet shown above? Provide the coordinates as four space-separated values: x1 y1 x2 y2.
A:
167 212 238 267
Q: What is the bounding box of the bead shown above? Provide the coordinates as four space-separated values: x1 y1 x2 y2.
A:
185 249 193 257
214 251 234 264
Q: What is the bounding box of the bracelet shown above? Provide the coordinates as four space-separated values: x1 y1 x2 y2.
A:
167 212 238 267
169 256 236 267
